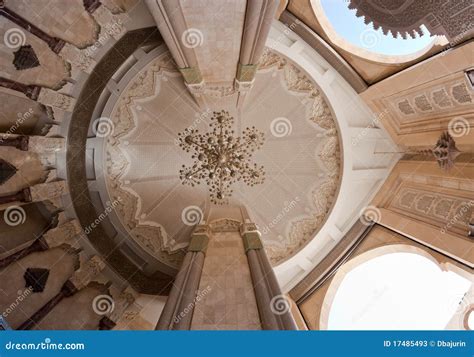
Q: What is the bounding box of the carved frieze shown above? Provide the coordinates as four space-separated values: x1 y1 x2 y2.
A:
389 185 473 236
104 49 341 266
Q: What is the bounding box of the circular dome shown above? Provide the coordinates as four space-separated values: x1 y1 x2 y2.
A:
99 48 341 268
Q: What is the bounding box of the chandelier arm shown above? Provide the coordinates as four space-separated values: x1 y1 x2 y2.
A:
187 166 207 178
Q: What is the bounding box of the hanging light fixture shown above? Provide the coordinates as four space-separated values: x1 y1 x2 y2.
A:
178 110 265 204
375 131 461 171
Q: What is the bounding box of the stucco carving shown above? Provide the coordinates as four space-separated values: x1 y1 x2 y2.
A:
394 78 473 118
390 185 473 236
104 49 341 266
348 0 474 42
209 218 241 232
105 53 185 269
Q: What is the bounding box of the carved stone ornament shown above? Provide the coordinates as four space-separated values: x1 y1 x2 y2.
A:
104 49 341 266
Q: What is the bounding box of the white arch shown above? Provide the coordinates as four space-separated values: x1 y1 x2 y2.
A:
319 244 472 330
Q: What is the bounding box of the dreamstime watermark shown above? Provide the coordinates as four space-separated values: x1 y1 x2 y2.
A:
5 338 85 351
440 201 473 234
92 117 115 138
352 109 389 146
359 205 382 225
352 285 389 323
3 28 26 49
270 294 291 315
443 292 470 316
83 198 121 235
448 117 471 138
181 205 203 226
266 18 301 47
441 23 474 56
84 22 124 57
0 108 34 144
270 117 292 138
3 206 26 226
359 27 381 49
92 294 115 316
173 285 212 324
181 28 204 49
174 109 212 146
2 287 34 319
261 197 300 236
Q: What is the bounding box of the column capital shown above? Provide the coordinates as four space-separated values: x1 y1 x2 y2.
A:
242 231 263 252
188 225 210 253
179 67 203 85
240 221 259 235
236 63 258 83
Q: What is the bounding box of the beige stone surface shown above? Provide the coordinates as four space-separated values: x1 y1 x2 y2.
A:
0 147 46 196
191 231 261 330
0 19 69 88
180 0 246 85
34 285 105 330
0 248 77 329
6 0 99 48
0 91 45 134
371 159 474 265
360 42 474 151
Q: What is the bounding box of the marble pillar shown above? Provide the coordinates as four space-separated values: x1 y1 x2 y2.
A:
241 222 297 330
156 224 208 330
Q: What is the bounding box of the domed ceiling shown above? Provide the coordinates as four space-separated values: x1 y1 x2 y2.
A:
103 49 341 269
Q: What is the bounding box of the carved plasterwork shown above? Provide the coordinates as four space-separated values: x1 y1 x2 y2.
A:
104 49 341 267
393 77 473 119
250 50 341 263
209 219 242 233
388 183 473 236
347 0 474 42
105 53 185 269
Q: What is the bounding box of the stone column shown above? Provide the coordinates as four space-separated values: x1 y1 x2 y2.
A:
18 255 106 330
0 77 75 111
0 4 96 73
144 0 205 107
235 0 278 108
241 222 297 330
156 224 209 330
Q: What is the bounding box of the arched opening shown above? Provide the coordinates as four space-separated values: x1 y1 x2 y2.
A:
322 247 472 330
319 0 435 56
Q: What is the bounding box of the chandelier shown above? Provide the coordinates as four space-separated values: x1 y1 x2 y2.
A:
178 110 265 204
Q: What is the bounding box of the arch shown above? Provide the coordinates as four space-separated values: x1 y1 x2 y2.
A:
312 0 447 63
319 244 472 330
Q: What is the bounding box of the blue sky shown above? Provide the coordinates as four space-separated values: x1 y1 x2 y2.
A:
320 0 434 55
